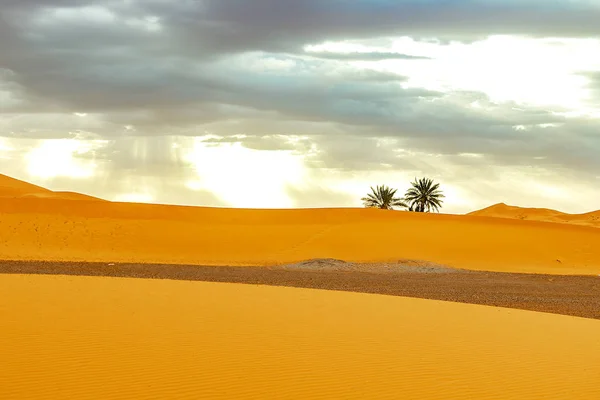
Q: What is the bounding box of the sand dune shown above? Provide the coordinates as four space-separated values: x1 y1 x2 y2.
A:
17 191 106 201
0 173 51 196
0 174 104 201
1 196 599 274
1 174 599 274
469 202 600 228
1 274 599 400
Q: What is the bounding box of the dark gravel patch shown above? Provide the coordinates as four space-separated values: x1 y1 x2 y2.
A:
1 259 599 320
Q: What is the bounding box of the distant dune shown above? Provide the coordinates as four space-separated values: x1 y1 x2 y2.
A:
0 174 599 274
17 191 106 201
0 174 52 196
469 202 600 228
0 174 105 201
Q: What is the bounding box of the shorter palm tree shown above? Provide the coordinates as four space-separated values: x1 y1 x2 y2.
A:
404 178 444 212
362 185 407 210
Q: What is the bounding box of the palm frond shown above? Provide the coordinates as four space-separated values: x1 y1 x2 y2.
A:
362 185 408 210
403 177 445 213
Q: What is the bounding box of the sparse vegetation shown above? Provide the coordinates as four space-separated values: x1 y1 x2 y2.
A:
362 178 444 212
361 185 408 210
404 177 444 212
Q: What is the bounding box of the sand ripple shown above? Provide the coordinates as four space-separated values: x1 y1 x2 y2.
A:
2 274 600 399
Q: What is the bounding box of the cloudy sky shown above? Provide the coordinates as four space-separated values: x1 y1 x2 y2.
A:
1 0 600 213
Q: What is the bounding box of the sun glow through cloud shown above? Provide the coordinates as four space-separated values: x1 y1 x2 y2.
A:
185 140 306 208
26 139 98 179
113 193 154 203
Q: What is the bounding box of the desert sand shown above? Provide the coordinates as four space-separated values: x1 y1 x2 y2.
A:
0 174 599 274
2 174 600 399
1 274 599 400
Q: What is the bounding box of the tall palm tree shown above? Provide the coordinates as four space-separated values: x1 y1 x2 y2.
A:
404 178 444 212
362 185 408 210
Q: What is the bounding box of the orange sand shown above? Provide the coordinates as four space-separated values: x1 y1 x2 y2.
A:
1 174 599 274
17 191 106 201
1 274 599 400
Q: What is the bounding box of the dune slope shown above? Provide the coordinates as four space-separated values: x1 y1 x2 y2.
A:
0 174 104 201
1 274 599 400
0 174 51 196
18 191 106 201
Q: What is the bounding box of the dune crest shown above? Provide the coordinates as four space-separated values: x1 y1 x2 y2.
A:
17 191 106 201
469 203 600 228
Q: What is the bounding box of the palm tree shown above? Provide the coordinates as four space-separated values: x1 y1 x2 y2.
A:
362 185 408 210
404 178 444 212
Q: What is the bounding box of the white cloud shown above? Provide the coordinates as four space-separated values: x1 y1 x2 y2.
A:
113 192 154 203
35 6 118 25
349 36 600 111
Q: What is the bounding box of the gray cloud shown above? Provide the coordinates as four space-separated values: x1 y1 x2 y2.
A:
201 0 600 42
1 0 599 211
588 72 600 100
4 1 600 39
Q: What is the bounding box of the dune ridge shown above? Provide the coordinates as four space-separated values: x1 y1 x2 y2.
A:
2 274 600 400
18 191 106 201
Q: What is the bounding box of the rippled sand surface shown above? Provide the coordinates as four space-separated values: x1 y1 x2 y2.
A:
2 274 599 399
